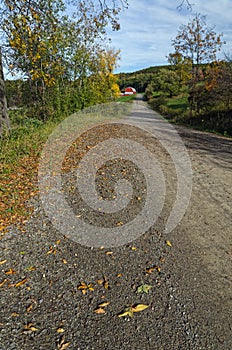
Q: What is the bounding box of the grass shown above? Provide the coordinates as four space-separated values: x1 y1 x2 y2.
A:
166 95 189 111
117 94 136 103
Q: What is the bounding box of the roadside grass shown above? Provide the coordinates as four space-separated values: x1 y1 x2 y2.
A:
166 95 189 111
0 102 131 234
117 94 136 103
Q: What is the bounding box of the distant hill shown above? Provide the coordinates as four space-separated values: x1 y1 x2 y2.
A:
115 65 171 93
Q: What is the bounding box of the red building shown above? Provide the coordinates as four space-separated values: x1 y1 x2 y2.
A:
123 87 137 96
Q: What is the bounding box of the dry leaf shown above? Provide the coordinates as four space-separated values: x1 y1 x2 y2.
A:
77 282 94 294
15 278 27 287
98 302 110 307
131 246 137 251
97 279 104 285
145 267 155 274
26 266 36 271
57 335 70 350
105 251 113 255
0 260 7 265
94 307 106 314
104 281 109 290
118 307 134 318
57 328 65 333
11 312 19 317
23 323 38 332
137 284 152 294
5 268 16 275
166 240 172 247
131 304 149 313
26 304 33 312
62 259 67 264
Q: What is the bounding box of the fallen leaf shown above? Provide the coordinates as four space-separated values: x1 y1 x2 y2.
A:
5 268 16 275
166 240 172 247
15 278 27 287
23 323 38 332
25 266 36 271
57 328 65 333
104 281 109 290
97 279 104 285
131 246 137 251
26 304 33 312
137 284 152 294
105 251 113 255
131 304 150 313
118 307 134 318
94 307 106 314
62 259 67 264
98 302 110 307
57 335 70 350
11 312 19 317
77 282 94 294
0 260 7 265
145 267 155 274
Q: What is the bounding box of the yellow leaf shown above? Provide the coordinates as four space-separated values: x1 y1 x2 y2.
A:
131 304 149 313
24 323 38 331
15 278 27 287
94 307 106 314
118 307 134 318
98 302 110 307
105 251 113 255
62 259 67 264
57 328 65 333
5 268 16 275
166 240 172 247
11 312 19 317
26 304 33 312
0 260 7 265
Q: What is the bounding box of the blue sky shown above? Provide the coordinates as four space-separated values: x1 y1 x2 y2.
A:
108 0 232 73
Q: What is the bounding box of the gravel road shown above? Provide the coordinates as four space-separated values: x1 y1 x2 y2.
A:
0 99 231 349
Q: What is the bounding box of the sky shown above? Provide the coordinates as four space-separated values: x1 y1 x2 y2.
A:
107 0 232 73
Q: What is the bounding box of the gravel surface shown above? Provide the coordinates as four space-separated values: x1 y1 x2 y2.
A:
1 99 231 349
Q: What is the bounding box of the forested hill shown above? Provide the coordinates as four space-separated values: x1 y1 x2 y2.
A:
116 65 170 93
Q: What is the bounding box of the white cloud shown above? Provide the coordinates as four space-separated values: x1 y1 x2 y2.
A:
108 0 232 73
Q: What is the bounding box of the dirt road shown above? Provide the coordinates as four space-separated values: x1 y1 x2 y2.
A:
126 99 232 348
0 99 231 349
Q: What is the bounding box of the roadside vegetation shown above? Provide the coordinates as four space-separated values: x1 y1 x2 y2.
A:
118 14 232 137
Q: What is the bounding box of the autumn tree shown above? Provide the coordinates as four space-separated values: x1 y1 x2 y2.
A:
0 48 10 136
171 13 224 111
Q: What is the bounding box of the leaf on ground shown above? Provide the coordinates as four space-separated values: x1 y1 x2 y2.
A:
0 260 7 265
98 302 110 307
132 304 150 313
26 304 33 312
145 266 160 274
137 284 152 294
57 335 70 350
15 278 27 287
166 240 172 247
25 266 36 271
94 307 106 314
46 246 57 255
11 312 20 317
57 328 65 333
23 323 38 332
118 307 134 318
5 268 16 275
77 282 94 294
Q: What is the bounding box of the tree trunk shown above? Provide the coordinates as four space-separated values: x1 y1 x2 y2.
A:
0 47 10 136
